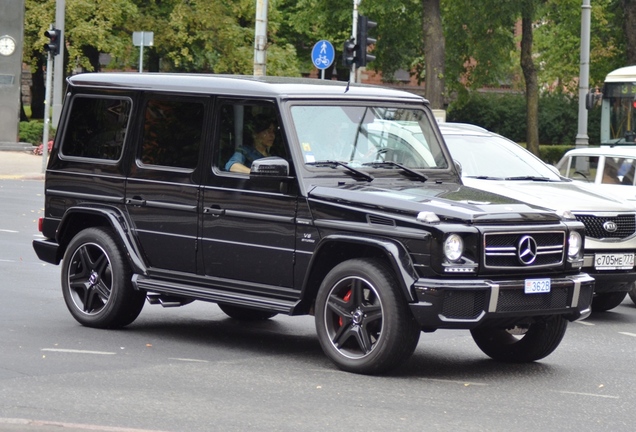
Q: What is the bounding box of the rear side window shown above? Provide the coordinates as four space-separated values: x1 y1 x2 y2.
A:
61 96 131 160
140 98 205 169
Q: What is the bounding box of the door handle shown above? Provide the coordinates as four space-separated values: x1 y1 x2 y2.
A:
126 197 146 206
203 207 225 216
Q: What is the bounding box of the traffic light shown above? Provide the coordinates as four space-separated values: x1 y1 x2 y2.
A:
356 16 377 67
342 38 356 68
44 28 61 56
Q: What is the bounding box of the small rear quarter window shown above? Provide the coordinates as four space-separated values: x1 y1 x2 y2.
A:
61 96 131 161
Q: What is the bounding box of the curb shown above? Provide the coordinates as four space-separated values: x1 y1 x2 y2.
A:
0 142 34 152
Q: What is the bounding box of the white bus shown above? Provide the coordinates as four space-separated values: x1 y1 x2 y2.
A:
588 65 636 144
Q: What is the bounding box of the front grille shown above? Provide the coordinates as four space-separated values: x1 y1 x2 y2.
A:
497 286 569 312
484 231 565 269
442 290 487 319
575 214 636 239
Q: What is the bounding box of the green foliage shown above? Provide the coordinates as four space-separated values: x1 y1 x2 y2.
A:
447 90 601 146
19 120 55 146
447 92 526 142
534 0 625 90
539 144 574 165
442 0 518 93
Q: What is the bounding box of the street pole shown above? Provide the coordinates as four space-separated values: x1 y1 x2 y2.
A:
52 0 64 128
139 32 144 72
41 50 53 173
575 0 591 148
350 0 360 83
253 0 268 76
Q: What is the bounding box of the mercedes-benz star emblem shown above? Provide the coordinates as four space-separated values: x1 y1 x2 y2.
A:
517 235 538 265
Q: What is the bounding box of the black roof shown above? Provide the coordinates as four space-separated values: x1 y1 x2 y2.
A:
67 73 427 103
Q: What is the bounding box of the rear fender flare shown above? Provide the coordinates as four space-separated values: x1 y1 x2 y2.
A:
57 206 147 275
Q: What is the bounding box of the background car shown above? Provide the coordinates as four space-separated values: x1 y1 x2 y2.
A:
557 145 636 305
557 146 636 206
441 122 636 311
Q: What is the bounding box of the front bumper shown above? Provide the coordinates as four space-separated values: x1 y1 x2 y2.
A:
409 273 595 331
582 254 636 293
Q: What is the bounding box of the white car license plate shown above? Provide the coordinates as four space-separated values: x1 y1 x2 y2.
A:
594 253 635 270
524 278 551 294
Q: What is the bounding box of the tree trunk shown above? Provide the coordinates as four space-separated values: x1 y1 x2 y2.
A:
520 1 539 157
623 0 636 64
421 0 445 109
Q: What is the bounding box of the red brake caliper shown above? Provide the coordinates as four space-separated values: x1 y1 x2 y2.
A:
338 290 352 327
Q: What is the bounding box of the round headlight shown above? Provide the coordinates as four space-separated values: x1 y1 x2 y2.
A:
568 231 582 257
444 234 464 262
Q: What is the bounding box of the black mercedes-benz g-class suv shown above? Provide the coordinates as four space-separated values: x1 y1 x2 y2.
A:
33 73 593 374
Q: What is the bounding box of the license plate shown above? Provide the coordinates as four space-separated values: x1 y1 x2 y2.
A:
525 278 551 294
594 253 635 270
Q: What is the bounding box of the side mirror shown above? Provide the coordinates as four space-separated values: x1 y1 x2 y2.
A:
250 157 290 177
453 159 462 177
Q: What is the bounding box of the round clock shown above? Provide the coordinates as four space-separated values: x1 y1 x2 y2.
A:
0 35 16 56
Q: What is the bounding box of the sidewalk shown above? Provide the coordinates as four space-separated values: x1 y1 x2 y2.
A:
0 149 46 180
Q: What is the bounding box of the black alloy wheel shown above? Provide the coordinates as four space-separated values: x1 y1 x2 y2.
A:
315 258 420 375
61 227 145 328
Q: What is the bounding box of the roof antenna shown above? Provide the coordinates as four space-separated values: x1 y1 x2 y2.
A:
345 80 350 93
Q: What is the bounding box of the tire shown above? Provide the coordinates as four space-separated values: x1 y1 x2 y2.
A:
471 315 568 363
592 291 628 312
314 258 421 375
629 283 636 305
61 227 146 329
218 304 278 321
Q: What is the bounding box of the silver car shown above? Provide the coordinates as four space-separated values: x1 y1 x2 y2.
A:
441 123 636 312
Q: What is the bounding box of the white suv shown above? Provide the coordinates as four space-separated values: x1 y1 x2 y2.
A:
442 123 636 311
557 145 636 305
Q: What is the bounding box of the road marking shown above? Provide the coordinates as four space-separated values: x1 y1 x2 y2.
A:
553 390 619 399
41 348 116 355
169 357 210 363
618 332 636 337
0 417 170 432
0 229 18 233
574 320 595 326
420 378 487 387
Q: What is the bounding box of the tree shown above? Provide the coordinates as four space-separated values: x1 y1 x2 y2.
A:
421 0 445 109
520 0 540 156
622 0 636 64
534 0 624 90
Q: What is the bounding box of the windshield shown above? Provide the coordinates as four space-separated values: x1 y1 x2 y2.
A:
289 105 448 169
602 82 636 144
444 133 561 180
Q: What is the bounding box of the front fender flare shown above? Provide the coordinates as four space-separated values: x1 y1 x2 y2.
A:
299 234 419 309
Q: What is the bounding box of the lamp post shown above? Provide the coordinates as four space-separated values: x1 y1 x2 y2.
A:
575 0 591 148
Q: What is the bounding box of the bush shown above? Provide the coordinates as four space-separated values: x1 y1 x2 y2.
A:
19 121 56 146
447 91 602 146
539 144 574 165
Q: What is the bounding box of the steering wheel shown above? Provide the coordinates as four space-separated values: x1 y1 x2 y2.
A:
573 171 589 182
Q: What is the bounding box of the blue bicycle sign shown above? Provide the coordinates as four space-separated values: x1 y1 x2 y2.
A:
311 40 335 70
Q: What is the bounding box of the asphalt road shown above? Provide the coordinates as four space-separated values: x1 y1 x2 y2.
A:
2 178 636 432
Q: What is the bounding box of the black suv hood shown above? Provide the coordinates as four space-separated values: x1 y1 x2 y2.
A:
307 182 562 224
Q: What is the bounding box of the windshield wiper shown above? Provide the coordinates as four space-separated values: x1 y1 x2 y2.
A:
465 175 505 180
362 161 428 182
307 160 374 181
504 175 552 181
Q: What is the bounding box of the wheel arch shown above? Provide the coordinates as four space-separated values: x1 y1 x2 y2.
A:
56 206 147 275
293 234 419 314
